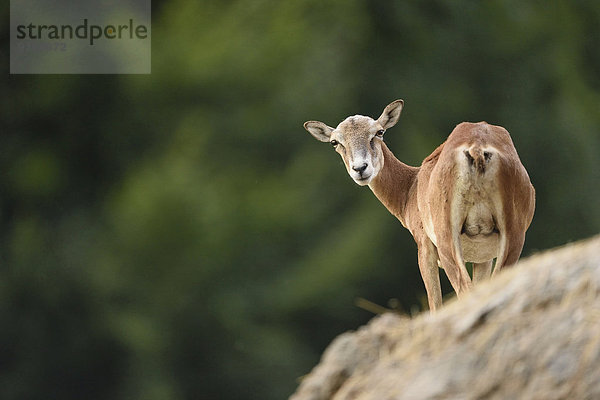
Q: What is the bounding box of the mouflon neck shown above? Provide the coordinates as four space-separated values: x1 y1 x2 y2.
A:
368 143 419 226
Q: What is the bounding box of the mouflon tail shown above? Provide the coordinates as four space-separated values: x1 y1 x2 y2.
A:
464 146 491 174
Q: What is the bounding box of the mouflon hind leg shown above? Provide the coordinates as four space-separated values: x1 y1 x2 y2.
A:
437 245 472 298
493 232 525 276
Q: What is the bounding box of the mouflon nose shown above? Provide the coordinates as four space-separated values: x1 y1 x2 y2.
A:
352 163 368 174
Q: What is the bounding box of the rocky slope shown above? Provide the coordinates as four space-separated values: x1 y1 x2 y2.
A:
291 235 600 400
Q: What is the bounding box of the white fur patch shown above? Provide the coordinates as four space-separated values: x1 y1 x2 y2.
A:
450 146 504 263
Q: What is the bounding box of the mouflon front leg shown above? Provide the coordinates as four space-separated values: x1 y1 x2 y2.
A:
416 237 442 311
473 260 493 283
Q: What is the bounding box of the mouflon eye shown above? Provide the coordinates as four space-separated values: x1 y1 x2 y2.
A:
330 139 338 147
376 129 385 137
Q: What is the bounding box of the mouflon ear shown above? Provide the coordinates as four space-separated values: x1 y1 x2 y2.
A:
377 99 404 129
304 121 335 142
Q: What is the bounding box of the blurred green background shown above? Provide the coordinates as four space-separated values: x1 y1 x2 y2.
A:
2 1 599 399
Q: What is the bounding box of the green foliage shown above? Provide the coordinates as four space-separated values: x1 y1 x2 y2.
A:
2 1 599 399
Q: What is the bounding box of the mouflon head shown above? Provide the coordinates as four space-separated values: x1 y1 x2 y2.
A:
304 100 404 186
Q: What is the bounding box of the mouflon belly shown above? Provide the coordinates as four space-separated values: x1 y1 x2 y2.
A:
461 231 499 263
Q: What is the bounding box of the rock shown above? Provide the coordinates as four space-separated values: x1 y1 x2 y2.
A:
291 235 600 400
